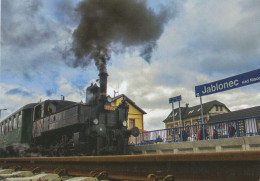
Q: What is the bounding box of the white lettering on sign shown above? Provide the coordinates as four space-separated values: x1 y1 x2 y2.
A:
242 79 249 84
202 80 239 94
250 77 260 82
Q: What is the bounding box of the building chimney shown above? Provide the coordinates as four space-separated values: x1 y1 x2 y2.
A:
99 72 108 100
186 103 189 108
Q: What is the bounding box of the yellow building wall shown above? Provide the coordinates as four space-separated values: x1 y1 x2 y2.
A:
208 106 229 115
111 97 144 131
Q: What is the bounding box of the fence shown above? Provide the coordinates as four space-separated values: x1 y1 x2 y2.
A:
131 117 260 145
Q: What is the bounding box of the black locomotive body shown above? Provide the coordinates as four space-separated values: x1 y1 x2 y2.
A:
0 72 139 156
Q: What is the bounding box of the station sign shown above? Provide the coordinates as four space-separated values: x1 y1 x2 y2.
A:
169 95 182 103
197 118 205 123
195 69 260 97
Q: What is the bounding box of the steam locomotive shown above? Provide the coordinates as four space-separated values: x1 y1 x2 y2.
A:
0 72 139 157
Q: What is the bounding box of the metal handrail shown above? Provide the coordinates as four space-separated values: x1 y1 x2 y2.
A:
132 116 260 145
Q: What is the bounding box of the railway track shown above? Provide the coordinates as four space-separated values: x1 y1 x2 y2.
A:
0 150 260 181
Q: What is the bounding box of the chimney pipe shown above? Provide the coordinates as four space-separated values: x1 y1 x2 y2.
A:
99 72 108 100
186 103 189 108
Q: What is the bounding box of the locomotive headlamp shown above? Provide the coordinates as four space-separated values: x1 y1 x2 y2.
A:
107 96 112 103
122 120 127 127
93 118 99 125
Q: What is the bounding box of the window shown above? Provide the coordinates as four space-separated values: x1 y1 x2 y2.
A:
5 121 8 133
216 106 219 111
9 118 13 131
13 115 18 129
18 113 22 128
220 106 223 111
188 110 194 114
0 124 2 135
1 123 4 135
129 119 135 128
185 121 191 126
34 105 41 120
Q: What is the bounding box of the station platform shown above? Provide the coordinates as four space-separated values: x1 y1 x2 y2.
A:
130 135 260 154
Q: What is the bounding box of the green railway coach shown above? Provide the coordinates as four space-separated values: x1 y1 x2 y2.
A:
0 103 36 156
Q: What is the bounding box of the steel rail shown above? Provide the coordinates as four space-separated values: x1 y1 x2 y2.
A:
0 150 260 181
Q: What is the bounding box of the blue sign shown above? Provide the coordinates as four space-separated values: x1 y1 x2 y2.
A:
197 118 205 122
169 95 182 103
195 69 260 97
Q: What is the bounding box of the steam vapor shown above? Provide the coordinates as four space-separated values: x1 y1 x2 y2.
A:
72 0 172 72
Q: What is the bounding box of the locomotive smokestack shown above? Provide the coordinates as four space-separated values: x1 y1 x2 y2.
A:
99 72 108 100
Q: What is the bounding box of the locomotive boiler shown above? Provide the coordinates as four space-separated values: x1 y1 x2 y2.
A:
0 72 139 156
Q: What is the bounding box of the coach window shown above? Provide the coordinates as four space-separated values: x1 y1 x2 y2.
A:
9 117 13 131
18 112 22 128
1 122 5 135
5 121 8 133
3 122 5 134
1 123 3 135
13 114 18 129
34 105 41 120
41 104 44 118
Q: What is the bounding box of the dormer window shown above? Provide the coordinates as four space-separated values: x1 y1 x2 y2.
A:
216 106 219 111
220 106 223 111
188 110 194 114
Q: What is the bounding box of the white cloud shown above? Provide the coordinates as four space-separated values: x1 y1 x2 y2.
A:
143 108 170 131
56 77 84 102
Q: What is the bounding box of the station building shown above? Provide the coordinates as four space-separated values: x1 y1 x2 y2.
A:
109 94 146 132
163 100 230 128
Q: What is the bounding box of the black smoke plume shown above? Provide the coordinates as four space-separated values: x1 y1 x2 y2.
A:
72 0 172 72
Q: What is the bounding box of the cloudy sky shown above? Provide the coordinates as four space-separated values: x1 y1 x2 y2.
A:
1 0 260 130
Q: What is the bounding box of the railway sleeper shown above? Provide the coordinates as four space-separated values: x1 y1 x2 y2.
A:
0 169 110 181
0 169 14 174
5 173 61 181
2 175 109 181
0 171 33 178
